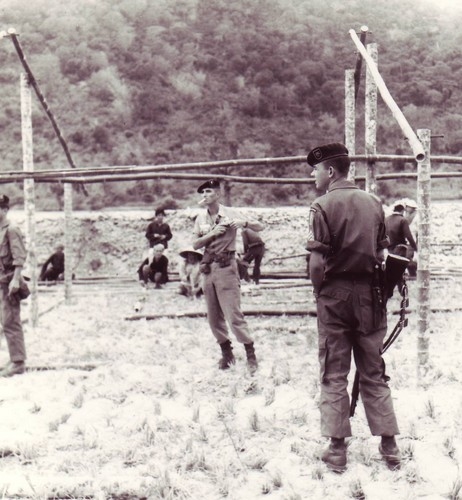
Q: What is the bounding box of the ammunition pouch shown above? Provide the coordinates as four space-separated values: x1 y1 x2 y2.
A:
211 251 234 268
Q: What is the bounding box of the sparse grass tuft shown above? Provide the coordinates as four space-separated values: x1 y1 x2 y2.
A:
246 453 268 470
444 435 457 459
48 413 71 432
264 387 276 406
424 398 437 419
311 465 324 480
357 442 374 467
407 421 421 440
161 379 177 398
402 441 415 461
192 404 200 423
249 410 261 432
271 470 283 489
184 448 209 472
449 477 462 500
261 482 272 495
73 391 84 408
404 462 422 484
349 478 366 499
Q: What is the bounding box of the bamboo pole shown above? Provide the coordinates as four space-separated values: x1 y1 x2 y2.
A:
345 69 356 181
20 73 38 328
365 43 378 194
64 183 73 304
7 28 87 196
0 169 461 185
354 26 368 101
416 129 431 383
349 29 425 162
0 152 460 184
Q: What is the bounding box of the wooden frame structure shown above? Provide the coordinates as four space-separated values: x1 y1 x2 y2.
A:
9 27 461 379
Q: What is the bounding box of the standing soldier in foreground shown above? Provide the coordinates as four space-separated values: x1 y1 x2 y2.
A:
306 143 400 472
193 179 264 374
0 195 28 377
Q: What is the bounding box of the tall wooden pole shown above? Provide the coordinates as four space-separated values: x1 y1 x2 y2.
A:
365 43 378 194
416 129 431 382
345 69 356 181
64 183 73 304
20 73 38 328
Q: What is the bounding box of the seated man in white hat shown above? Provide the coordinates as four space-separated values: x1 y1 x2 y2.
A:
178 247 203 298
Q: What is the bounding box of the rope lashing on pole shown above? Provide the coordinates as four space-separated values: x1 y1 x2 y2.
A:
349 28 425 163
3 28 87 195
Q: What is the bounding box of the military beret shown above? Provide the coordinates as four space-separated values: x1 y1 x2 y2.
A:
307 143 349 167
0 194 10 208
197 179 221 193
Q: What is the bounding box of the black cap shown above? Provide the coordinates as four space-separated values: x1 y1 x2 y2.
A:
155 207 166 216
197 179 221 193
307 143 349 167
0 195 10 208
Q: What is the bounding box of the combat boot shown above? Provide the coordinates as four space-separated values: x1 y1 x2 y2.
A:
244 342 258 375
321 438 347 473
379 436 401 470
0 361 26 377
218 340 235 370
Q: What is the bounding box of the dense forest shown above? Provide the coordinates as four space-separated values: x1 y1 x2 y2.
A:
0 0 461 209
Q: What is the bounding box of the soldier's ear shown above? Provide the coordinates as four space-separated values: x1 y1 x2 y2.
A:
328 166 334 177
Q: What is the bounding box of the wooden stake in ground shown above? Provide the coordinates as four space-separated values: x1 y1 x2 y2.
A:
345 69 356 181
417 129 431 382
365 43 378 194
64 183 73 304
20 72 38 328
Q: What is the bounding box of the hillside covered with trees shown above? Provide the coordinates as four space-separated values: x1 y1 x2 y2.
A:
0 0 460 209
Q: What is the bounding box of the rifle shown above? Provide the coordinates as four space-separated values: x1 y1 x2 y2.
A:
349 254 410 418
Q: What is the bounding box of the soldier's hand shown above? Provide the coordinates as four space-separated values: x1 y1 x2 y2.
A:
8 278 20 295
212 225 227 237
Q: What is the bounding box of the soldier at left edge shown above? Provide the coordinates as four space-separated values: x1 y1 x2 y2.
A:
0 194 28 377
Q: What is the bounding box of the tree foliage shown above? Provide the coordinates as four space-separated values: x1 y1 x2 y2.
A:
0 0 460 208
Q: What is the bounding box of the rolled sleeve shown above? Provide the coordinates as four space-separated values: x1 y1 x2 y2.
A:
8 226 27 267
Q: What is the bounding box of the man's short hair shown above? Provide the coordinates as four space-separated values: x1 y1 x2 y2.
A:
155 207 166 216
329 155 351 175
393 204 405 212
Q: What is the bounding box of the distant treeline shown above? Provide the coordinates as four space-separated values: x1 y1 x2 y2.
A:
0 0 460 209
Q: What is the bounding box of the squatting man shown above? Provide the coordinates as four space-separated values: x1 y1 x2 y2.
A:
193 179 264 374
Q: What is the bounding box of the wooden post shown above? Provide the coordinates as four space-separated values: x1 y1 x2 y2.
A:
416 129 431 383
365 43 378 194
345 69 356 181
349 29 425 162
64 183 73 304
20 73 38 328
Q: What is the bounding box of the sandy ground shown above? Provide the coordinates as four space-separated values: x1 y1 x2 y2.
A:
0 274 461 499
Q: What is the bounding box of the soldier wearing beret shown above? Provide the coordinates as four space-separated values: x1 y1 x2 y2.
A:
145 207 173 249
0 195 28 377
193 179 264 374
306 143 400 472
